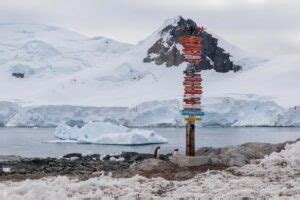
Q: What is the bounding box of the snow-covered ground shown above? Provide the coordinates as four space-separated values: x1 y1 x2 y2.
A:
0 17 299 127
52 121 167 145
1 140 299 199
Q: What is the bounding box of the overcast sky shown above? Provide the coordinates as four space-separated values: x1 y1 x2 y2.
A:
0 0 299 55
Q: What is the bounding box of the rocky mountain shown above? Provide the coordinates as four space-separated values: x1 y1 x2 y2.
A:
143 16 241 72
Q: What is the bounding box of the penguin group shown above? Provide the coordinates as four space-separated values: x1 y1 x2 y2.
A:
153 146 179 159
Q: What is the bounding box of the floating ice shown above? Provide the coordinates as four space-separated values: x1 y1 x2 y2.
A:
53 121 168 145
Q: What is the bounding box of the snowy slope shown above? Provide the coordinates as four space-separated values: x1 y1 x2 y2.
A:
0 17 299 127
0 19 260 107
204 53 300 108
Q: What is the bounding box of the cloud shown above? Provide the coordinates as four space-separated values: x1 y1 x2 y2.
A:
0 0 299 54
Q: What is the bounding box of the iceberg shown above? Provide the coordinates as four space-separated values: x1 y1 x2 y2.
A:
54 121 168 145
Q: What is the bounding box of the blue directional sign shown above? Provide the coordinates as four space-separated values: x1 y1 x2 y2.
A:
181 110 205 116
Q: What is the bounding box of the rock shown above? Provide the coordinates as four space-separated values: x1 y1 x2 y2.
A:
209 157 223 166
12 73 24 78
229 157 247 167
196 141 292 167
65 120 85 128
86 154 100 160
69 157 79 161
63 153 82 159
29 158 51 165
0 139 298 181
121 152 153 162
92 171 104 176
103 155 110 161
197 147 221 156
174 171 194 180
131 158 173 172
143 16 241 72
0 155 22 162
171 155 209 167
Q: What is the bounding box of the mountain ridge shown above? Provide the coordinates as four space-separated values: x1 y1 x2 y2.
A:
143 16 243 72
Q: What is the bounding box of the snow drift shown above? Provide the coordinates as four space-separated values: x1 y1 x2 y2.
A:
53 121 168 145
0 140 299 199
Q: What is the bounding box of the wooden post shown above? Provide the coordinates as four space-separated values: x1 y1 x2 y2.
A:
186 121 195 156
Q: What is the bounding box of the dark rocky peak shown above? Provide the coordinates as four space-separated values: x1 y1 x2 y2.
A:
143 16 241 72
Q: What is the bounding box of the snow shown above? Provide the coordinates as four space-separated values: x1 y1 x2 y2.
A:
53 121 168 145
211 30 268 68
202 96 286 127
0 141 299 199
203 53 300 109
2 167 11 173
0 18 299 127
2 97 299 127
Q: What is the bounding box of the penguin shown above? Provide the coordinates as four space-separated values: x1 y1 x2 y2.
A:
154 146 160 159
173 149 179 156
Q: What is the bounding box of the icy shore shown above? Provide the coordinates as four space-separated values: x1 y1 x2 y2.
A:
1 97 300 128
0 140 299 199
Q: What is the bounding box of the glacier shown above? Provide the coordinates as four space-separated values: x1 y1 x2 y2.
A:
1 97 300 127
0 18 299 127
52 121 168 145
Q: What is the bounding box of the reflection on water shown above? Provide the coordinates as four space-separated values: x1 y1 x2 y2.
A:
0 127 300 157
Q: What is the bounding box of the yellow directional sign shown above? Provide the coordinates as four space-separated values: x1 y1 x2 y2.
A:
184 117 202 122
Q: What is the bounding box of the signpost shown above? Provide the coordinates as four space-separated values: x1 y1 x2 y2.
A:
180 27 205 156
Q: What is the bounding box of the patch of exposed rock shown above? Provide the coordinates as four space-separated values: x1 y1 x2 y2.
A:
143 16 241 72
196 139 299 167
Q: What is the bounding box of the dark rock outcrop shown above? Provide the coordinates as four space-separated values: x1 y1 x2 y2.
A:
12 73 24 78
196 139 299 166
143 16 241 72
65 120 86 128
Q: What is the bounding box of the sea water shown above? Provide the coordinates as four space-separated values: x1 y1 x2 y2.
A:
0 127 300 157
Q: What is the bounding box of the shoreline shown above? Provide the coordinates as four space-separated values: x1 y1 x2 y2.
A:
0 152 227 182
1 138 298 182
1 139 299 199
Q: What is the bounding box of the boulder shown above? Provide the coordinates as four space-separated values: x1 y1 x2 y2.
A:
196 141 289 167
131 158 173 172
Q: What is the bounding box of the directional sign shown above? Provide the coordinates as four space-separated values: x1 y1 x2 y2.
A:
181 110 205 116
182 44 202 49
184 117 202 122
183 49 202 54
184 59 202 63
184 74 202 78
180 37 203 43
186 65 202 70
185 55 201 60
184 77 202 82
183 70 201 74
184 85 202 89
183 105 202 109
